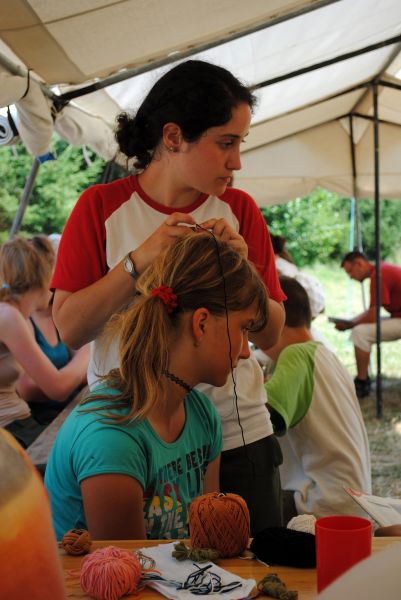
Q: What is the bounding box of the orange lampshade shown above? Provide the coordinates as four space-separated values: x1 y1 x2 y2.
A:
0 429 66 600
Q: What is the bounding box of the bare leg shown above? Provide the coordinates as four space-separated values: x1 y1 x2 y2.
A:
354 345 370 380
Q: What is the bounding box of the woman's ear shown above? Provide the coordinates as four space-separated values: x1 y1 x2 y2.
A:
162 122 182 152
192 308 210 346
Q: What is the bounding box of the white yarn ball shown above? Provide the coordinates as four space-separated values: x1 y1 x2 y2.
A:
287 514 316 535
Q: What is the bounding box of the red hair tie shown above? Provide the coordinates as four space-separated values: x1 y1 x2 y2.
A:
151 285 178 314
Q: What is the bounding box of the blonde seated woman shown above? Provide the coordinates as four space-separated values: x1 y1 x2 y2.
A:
16 236 89 425
0 237 89 448
45 232 268 541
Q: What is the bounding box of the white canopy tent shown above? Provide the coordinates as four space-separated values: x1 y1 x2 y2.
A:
1 0 401 205
1 0 400 414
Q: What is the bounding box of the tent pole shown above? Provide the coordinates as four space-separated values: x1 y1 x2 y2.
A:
250 34 401 92
348 115 367 309
9 158 40 238
372 81 383 418
101 161 115 184
0 51 57 102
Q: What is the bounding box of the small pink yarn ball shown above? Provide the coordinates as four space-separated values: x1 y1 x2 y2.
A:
80 546 141 600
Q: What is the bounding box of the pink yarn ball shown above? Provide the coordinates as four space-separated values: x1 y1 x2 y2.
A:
80 546 141 600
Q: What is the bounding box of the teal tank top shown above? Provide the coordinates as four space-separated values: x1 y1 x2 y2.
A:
30 318 70 369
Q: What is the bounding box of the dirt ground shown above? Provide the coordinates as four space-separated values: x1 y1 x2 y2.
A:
361 378 401 498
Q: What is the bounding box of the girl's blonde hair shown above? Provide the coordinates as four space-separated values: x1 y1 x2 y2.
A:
85 232 268 423
0 236 55 303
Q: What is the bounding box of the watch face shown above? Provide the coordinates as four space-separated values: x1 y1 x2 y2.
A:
124 254 138 279
124 256 133 273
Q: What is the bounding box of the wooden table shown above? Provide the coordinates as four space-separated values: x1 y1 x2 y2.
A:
61 537 401 599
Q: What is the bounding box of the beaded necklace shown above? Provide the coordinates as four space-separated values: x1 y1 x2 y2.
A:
163 369 192 394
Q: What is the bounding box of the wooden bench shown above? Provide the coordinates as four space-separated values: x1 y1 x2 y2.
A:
27 386 88 469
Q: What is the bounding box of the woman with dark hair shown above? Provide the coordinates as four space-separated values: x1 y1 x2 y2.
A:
52 60 285 534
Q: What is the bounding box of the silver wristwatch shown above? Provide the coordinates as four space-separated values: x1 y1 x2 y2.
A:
123 252 139 279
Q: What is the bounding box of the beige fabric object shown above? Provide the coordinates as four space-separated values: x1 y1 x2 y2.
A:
54 103 117 160
15 78 53 156
0 0 401 199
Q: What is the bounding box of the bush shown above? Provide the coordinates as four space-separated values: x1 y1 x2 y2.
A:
0 136 105 241
261 188 401 266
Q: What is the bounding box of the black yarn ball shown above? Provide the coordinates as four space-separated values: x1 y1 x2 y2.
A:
250 526 316 568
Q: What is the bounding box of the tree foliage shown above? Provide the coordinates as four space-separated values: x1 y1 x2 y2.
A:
261 188 401 266
0 136 105 241
1 142 401 265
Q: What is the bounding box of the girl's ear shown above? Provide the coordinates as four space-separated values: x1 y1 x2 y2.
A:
192 307 210 346
162 122 182 152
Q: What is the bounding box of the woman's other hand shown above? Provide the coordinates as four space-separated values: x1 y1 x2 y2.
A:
198 218 248 259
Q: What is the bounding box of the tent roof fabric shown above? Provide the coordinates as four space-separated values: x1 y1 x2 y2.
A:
1 0 401 204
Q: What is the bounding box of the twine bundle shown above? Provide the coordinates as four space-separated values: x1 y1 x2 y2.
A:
62 528 92 555
189 492 250 558
172 540 220 562
80 546 142 600
258 573 298 600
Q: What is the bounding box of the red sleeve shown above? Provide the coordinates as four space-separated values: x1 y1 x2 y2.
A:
220 188 286 303
51 186 109 293
51 177 135 293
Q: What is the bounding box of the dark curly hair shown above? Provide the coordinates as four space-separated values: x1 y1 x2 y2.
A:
115 60 256 169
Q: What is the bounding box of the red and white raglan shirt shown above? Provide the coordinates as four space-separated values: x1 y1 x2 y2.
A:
52 175 285 451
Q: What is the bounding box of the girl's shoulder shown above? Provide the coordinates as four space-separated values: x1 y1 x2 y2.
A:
0 302 25 330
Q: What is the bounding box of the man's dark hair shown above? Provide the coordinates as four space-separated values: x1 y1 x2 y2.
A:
341 250 368 267
280 276 312 329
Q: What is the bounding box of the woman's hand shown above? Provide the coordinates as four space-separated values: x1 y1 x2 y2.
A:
198 218 248 259
54 212 196 348
132 212 196 273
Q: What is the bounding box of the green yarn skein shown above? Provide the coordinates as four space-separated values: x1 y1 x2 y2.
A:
172 541 220 563
257 573 298 599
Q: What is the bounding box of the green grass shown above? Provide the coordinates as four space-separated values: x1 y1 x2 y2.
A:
304 262 401 378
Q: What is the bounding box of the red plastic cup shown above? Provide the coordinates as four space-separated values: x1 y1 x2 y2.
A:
316 515 372 592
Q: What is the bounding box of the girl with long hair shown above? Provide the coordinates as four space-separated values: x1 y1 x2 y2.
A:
15 235 89 425
46 233 268 540
0 236 88 447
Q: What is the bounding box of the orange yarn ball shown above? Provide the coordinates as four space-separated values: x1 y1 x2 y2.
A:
62 528 92 555
80 546 142 600
189 492 250 558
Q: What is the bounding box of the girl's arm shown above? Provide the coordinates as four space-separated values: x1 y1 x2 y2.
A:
53 213 196 349
1 304 88 402
16 344 89 403
53 262 138 349
81 474 147 539
203 455 221 494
